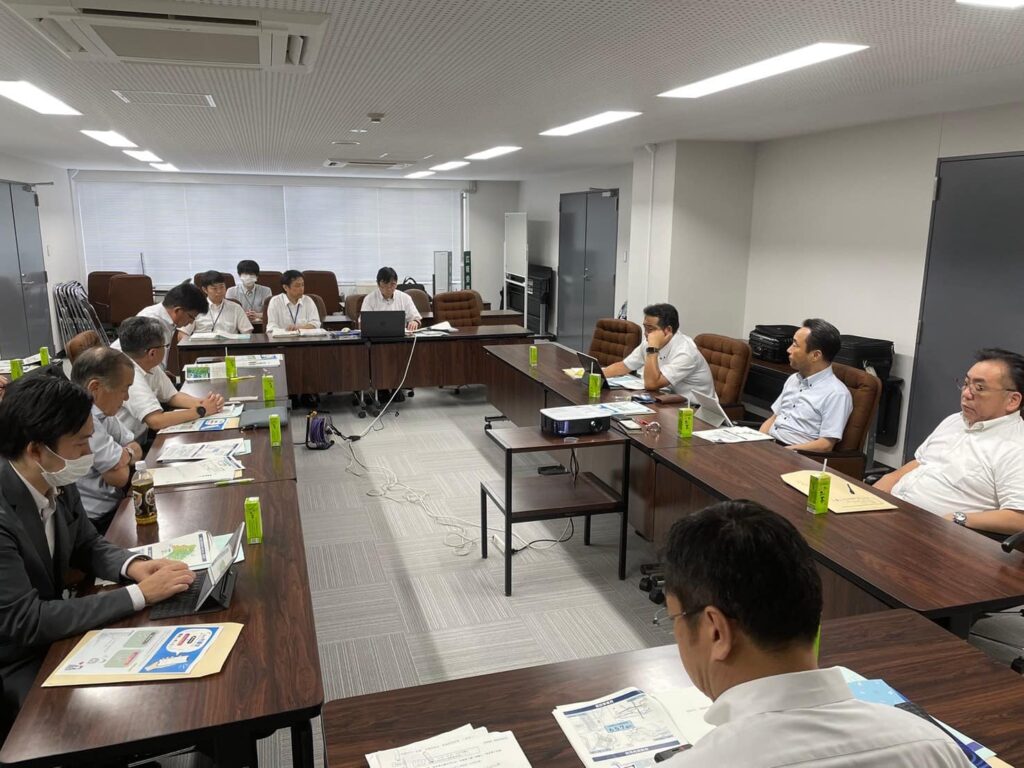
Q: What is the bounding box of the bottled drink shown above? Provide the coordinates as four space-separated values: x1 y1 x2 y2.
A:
132 460 158 525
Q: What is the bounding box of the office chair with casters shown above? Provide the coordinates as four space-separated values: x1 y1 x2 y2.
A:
695 334 752 422
87 270 125 325
307 293 327 322
588 319 642 366
302 271 341 314
109 274 154 326
257 270 283 295
344 293 366 324
433 290 480 326
795 363 882 480
405 288 431 316
193 272 235 289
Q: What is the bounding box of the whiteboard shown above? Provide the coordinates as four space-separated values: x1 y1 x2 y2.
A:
504 212 527 282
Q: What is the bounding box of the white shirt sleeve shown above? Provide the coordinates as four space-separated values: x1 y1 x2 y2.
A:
90 421 125 474
402 291 421 323
150 366 179 402
994 448 1024 512
265 294 287 332
125 370 163 424
301 296 322 328
817 387 853 441
622 341 645 372
658 344 705 393
234 302 254 333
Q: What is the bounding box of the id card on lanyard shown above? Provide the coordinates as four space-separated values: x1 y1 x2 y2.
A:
287 301 301 326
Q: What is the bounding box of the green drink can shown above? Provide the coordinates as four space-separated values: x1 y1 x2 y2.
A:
677 407 694 438
587 372 602 400
10 359 23 380
262 373 275 403
39 346 50 366
244 496 263 544
224 355 237 379
268 413 282 447
807 472 831 515
528 345 538 367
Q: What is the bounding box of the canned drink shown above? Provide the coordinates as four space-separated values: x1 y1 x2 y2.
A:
10 359 23 380
807 472 831 515
587 372 602 400
528 345 538 367
244 496 264 544
262 372 276 403
268 413 282 447
677 407 694 438
224 355 237 379
39 347 50 366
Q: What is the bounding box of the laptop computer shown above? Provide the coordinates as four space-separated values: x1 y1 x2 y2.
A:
239 405 289 429
690 390 733 428
361 310 406 340
148 523 245 619
576 351 610 390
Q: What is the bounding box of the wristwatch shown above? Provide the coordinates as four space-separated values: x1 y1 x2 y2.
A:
953 511 968 526
196 405 207 418
645 346 659 356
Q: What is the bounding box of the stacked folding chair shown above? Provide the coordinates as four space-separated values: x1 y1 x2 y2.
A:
53 281 110 351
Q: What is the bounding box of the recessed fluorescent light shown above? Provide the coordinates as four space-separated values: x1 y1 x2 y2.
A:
349 128 368 133
150 163 179 172
658 42 868 99
0 81 80 115
430 160 470 171
405 171 435 179
81 130 137 148
123 150 162 162
465 146 522 160
539 111 641 137
956 0 1024 7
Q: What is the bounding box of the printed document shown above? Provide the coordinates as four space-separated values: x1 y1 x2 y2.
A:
694 426 774 444
366 724 531 768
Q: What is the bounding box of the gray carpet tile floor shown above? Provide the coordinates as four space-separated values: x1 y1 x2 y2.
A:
253 386 666 767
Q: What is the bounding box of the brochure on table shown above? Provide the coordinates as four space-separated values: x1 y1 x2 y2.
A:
150 457 243 488
694 426 774 444
157 437 249 463
158 404 244 434
234 354 282 368
781 471 897 513
366 724 529 768
43 622 243 687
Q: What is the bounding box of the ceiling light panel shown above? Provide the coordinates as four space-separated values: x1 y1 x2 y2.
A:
0 81 80 115
956 0 1024 7
81 130 137 147
150 163 179 172
465 146 522 160
405 171 435 178
659 43 868 99
430 160 470 171
539 111 641 136
124 150 162 162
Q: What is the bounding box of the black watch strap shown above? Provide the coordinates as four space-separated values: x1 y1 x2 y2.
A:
645 346 659 355
196 405 207 418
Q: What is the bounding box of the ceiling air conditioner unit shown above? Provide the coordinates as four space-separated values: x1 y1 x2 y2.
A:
324 159 416 171
2 0 329 71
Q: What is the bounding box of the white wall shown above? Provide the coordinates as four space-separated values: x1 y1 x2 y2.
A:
518 164 633 331
0 153 81 351
627 142 676 321
465 180 520 309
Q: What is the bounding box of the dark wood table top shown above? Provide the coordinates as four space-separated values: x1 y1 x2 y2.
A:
147 419 297 489
321 609 1024 768
181 326 531 352
654 440 1024 616
179 359 289 407
0 480 322 767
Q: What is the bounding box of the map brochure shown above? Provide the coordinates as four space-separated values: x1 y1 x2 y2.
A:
132 530 216 570
234 354 282 368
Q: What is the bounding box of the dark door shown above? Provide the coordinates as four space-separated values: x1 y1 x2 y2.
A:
906 153 1024 460
0 183 32 357
557 192 588 352
10 183 51 352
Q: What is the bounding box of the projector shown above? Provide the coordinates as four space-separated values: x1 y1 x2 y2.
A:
539 405 611 437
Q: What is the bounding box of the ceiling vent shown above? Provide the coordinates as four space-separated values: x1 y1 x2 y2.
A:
2 0 329 71
324 159 415 171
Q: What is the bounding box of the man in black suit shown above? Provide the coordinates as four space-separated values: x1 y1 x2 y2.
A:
0 376 195 722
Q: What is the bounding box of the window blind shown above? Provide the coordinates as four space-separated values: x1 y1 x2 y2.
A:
76 181 461 288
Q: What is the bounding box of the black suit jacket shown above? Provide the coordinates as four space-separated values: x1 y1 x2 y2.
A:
0 462 136 714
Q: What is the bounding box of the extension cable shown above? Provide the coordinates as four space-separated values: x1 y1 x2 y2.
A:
490 535 507 555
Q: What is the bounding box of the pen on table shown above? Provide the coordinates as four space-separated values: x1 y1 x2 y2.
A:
229 375 255 381
215 478 254 486
654 744 692 762
847 482 856 495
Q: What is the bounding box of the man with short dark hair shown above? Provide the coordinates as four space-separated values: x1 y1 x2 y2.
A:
0 376 194 715
266 270 321 332
115 317 224 441
226 259 272 324
70 347 141 533
760 319 852 452
876 348 1024 534
601 303 717 400
111 280 206 366
194 270 253 335
361 266 421 331
659 500 969 766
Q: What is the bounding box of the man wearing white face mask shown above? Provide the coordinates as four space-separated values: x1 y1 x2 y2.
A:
0 376 195 718
225 259 273 325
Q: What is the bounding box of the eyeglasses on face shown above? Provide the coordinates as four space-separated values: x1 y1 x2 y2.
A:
956 375 1018 396
652 605 704 627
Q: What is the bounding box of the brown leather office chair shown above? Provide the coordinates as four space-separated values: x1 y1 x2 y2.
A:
344 293 366 324
470 290 485 312
404 288 431 316
307 293 327 322
695 334 752 421
302 271 341 314
87 270 125 324
433 291 481 327
66 330 103 363
587 319 642 366
796 362 882 480
108 274 154 326
257 271 284 295
192 272 235 289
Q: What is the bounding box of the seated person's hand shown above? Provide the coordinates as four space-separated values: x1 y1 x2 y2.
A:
246 310 261 321
646 329 668 349
126 557 191 582
299 322 317 330
407 320 420 331
286 324 299 331
0 374 7 400
135 560 196 605
202 393 224 414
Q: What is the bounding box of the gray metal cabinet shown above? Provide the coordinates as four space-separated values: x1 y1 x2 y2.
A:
0 182 51 358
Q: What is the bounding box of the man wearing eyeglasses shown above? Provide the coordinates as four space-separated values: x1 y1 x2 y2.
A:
656 500 970 766
875 348 1024 535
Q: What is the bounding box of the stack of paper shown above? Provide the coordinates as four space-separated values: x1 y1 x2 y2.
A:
607 375 646 390
158 403 245 434
366 724 530 768
189 331 251 341
429 321 457 332
150 457 242 488
269 328 328 337
694 426 774 444
235 354 282 368
157 437 249 463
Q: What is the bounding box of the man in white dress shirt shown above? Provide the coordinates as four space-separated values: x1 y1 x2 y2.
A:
225 259 273 324
660 500 970 767
760 319 853 452
360 266 422 331
601 303 717 402
194 270 254 335
876 348 1024 535
265 270 322 333
110 280 206 367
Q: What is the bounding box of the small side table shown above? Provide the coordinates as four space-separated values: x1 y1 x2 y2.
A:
481 427 630 596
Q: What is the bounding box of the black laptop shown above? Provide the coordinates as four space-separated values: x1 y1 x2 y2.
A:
576 351 610 390
361 310 406 340
149 523 245 619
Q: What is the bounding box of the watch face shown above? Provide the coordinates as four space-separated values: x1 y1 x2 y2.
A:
197 406 206 418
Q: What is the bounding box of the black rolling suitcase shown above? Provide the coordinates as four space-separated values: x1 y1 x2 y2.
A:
835 335 894 380
748 324 798 363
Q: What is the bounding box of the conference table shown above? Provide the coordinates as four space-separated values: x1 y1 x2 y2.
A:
323 308 524 330
485 341 1024 636
178 326 533 396
178 353 290 407
321 609 1024 767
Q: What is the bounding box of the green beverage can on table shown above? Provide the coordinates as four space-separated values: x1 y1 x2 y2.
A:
587 372 602 400
244 496 263 544
528 345 538 368
262 372 275 403
224 355 237 379
39 346 50 366
9 359 23 380
807 472 831 515
677 407 694 438
268 412 282 447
